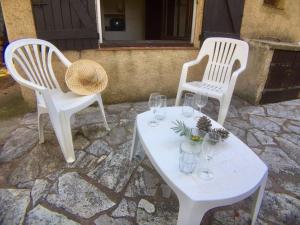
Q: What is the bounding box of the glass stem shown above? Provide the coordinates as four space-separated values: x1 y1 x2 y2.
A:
153 108 156 120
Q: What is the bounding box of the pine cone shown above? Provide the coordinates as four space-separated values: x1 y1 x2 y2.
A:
208 129 220 145
216 128 229 140
197 116 212 132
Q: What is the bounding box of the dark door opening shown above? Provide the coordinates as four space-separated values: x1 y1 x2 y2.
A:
145 0 163 40
145 0 193 41
260 50 300 104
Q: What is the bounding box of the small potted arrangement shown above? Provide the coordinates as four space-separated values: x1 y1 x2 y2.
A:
171 116 229 144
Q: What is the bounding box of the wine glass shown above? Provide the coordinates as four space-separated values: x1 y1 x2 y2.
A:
154 95 167 121
182 93 195 118
148 93 161 127
194 93 208 120
198 132 220 180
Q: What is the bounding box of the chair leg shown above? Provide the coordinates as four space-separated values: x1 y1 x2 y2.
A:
61 113 75 163
218 99 230 125
96 94 110 131
175 88 183 106
38 110 45 144
51 112 75 163
130 121 139 161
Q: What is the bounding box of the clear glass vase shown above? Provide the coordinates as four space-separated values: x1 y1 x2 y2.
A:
179 140 202 174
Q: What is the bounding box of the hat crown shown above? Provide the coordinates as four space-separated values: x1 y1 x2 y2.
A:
79 68 99 85
65 59 108 95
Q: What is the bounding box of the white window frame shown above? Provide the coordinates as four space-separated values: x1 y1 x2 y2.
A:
95 0 103 44
95 0 197 46
190 0 197 43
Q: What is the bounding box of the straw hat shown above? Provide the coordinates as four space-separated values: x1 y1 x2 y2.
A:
65 59 108 96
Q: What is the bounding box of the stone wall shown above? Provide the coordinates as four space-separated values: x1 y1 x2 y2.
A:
20 49 205 107
0 0 36 41
0 0 205 108
238 0 300 104
1 0 298 107
241 0 300 42
235 41 274 104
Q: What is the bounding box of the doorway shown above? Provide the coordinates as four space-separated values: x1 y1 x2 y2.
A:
145 0 194 41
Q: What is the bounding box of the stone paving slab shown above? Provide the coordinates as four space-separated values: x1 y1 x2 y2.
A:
0 188 31 225
47 172 116 219
0 96 299 225
26 205 80 225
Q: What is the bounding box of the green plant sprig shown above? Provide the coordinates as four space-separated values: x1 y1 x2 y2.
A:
171 120 192 138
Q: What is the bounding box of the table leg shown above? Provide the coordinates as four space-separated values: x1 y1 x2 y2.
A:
177 197 209 225
130 121 139 161
251 172 268 225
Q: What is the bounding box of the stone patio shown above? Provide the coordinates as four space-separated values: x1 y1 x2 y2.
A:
0 96 299 225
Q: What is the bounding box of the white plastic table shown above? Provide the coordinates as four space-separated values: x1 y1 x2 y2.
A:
130 107 268 225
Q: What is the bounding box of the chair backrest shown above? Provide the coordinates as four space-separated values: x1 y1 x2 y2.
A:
201 38 249 89
5 38 71 92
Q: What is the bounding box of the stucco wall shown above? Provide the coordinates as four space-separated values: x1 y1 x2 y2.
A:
82 49 205 103
0 0 36 41
1 0 205 108
235 41 273 104
20 49 204 107
241 0 300 42
1 0 298 107
237 0 300 104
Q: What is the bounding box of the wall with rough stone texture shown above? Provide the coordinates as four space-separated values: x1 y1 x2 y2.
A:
0 0 36 41
19 49 205 107
241 0 300 42
81 49 206 103
235 41 274 104
1 0 297 107
0 0 205 107
237 0 300 104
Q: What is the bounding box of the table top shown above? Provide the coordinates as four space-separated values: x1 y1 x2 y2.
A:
136 107 268 203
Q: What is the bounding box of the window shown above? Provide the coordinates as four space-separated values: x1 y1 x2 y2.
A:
96 0 196 47
263 0 285 9
102 0 126 32
32 0 196 50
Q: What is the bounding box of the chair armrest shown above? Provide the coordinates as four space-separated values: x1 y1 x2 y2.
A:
17 77 47 92
180 60 198 81
179 53 207 85
230 65 246 85
53 49 72 67
5 58 47 92
17 79 57 113
226 65 247 98
184 59 200 68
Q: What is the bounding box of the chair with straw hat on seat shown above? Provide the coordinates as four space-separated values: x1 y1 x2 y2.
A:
5 38 110 163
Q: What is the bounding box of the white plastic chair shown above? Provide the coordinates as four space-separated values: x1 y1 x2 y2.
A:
175 37 249 125
5 38 110 163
